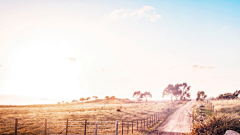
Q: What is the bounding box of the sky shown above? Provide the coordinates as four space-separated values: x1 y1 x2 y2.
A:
0 0 240 104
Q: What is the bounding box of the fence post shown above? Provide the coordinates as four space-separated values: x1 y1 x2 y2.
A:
45 119 47 135
127 121 129 134
122 121 123 135
84 120 87 135
137 120 138 130
49 121 50 135
15 118 18 135
154 114 156 124
152 115 154 124
132 121 133 133
144 119 145 130
116 120 118 135
95 122 98 135
66 119 68 135
147 118 148 127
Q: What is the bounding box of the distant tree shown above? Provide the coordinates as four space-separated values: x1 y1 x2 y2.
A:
93 96 98 99
133 91 141 101
162 83 191 103
58 102 61 104
86 97 91 101
216 90 240 100
79 98 85 102
233 90 240 98
105 96 110 100
62 101 64 104
196 91 207 101
133 91 152 102
71 100 76 103
110 96 116 100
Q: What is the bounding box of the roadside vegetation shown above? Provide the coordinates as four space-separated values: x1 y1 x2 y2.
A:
190 90 240 134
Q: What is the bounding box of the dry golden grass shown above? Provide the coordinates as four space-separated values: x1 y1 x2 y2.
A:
211 99 240 113
0 99 187 134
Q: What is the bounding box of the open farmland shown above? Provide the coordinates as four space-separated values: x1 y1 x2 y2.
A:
0 99 188 134
210 99 240 113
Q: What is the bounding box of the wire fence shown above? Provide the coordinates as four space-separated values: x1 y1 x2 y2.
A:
10 111 164 135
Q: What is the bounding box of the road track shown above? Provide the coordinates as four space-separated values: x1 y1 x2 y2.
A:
155 100 196 135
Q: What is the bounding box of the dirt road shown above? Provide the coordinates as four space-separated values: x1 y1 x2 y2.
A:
156 100 196 135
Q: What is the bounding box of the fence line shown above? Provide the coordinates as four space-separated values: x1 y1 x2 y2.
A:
204 99 217 115
12 110 166 135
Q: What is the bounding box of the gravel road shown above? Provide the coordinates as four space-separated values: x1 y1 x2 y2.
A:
156 100 196 135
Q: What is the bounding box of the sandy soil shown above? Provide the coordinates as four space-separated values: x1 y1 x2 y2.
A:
155 100 196 135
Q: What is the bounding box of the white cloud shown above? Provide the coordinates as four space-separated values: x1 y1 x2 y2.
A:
107 6 162 22
220 26 228 32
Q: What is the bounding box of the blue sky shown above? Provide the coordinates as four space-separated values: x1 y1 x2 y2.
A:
0 0 240 103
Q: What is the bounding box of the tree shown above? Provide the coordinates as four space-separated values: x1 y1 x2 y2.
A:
110 96 116 100
86 97 91 101
233 90 240 98
196 91 207 101
162 83 191 102
93 96 98 99
79 98 85 102
216 90 240 100
133 91 152 102
105 96 109 100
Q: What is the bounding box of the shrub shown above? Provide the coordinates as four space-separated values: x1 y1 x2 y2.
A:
190 113 240 135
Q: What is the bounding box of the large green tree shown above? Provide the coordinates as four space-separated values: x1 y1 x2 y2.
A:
162 83 191 102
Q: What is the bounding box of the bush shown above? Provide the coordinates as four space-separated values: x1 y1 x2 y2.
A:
190 113 240 135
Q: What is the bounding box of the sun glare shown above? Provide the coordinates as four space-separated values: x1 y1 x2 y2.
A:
6 42 83 98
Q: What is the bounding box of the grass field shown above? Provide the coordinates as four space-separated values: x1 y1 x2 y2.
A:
0 99 188 134
210 99 240 113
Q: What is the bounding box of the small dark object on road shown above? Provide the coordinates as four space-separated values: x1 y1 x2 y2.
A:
116 109 121 112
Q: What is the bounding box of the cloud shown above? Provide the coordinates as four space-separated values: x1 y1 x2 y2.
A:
169 65 180 71
107 6 162 22
97 68 106 72
66 57 76 62
220 26 227 32
192 64 214 71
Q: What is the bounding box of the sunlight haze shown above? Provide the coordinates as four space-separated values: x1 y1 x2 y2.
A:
0 0 240 104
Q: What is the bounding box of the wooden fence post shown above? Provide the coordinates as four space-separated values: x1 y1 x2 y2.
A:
15 118 18 135
154 114 155 124
127 121 129 134
147 118 148 127
116 120 118 135
84 120 87 135
45 119 47 135
152 115 153 126
49 121 50 135
95 122 98 135
122 121 123 135
137 120 138 130
144 119 145 130
132 121 133 133
66 119 68 135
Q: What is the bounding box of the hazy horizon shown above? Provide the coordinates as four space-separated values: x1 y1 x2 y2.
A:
1 1 240 105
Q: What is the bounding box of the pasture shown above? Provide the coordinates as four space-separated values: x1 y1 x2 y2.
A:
211 99 240 113
0 99 187 134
